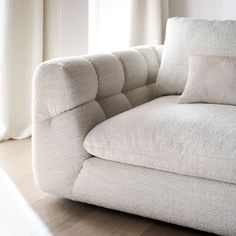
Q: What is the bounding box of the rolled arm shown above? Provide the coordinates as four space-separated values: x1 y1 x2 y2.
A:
32 45 163 199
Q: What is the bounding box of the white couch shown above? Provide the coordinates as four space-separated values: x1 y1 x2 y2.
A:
33 18 236 235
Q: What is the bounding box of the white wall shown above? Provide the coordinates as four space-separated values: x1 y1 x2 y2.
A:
169 0 236 20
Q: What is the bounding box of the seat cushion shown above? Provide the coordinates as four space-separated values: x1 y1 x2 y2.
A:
84 96 236 184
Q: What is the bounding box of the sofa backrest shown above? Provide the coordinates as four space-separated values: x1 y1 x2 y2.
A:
34 45 163 123
157 17 236 96
85 46 162 118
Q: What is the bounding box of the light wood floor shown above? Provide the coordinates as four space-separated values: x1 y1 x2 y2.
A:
0 139 214 236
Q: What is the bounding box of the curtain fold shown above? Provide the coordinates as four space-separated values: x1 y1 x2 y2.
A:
130 0 169 46
0 0 43 141
0 0 61 141
89 0 169 53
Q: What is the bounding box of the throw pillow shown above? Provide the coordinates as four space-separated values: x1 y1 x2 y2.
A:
179 55 236 106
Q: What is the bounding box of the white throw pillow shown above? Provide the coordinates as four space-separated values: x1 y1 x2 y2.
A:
156 17 236 96
179 55 236 106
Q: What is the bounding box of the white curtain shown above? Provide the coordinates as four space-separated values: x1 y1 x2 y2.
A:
130 0 169 45
0 0 43 141
0 0 60 141
89 0 169 53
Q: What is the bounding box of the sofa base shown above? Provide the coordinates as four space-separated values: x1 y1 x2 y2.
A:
73 157 236 235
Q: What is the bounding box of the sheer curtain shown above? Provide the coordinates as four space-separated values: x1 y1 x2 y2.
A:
0 0 60 141
89 0 169 53
0 0 43 141
130 0 169 45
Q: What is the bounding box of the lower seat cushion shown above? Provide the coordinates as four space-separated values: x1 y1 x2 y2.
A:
84 95 236 184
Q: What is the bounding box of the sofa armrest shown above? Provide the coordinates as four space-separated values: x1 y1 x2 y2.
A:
32 45 163 199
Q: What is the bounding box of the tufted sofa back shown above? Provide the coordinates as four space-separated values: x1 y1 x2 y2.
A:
33 45 163 198
34 45 162 122
85 46 162 118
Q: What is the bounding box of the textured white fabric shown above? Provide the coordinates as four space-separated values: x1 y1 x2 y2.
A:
33 45 162 197
84 95 236 184
113 49 148 91
157 17 236 96
179 55 236 106
88 0 168 53
73 157 236 236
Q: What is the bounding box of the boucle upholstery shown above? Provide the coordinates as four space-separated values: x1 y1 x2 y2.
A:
157 17 236 95
179 55 236 106
84 95 236 185
73 157 236 236
32 45 162 198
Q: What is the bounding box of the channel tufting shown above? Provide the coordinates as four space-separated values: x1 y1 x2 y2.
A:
83 46 161 118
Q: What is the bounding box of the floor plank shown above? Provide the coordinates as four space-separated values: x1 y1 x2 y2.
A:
0 139 214 235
